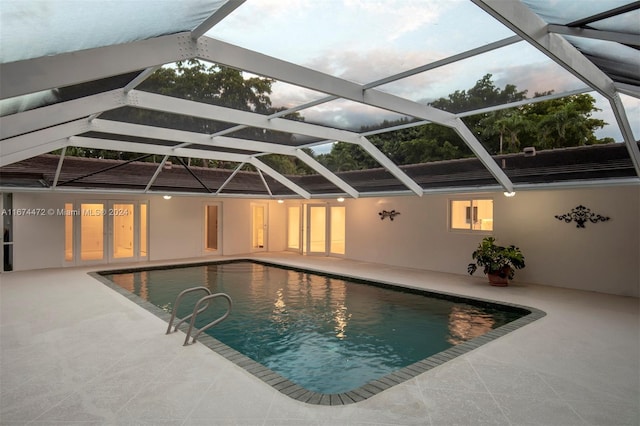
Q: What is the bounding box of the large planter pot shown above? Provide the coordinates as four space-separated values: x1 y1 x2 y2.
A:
487 267 511 286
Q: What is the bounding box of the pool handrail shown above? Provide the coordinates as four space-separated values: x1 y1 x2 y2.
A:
184 293 233 346
165 286 212 335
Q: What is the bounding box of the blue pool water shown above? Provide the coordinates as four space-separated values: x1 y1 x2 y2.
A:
103 260 526 394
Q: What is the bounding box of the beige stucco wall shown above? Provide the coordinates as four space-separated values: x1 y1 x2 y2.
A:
337 186 639 297
5 185 639 297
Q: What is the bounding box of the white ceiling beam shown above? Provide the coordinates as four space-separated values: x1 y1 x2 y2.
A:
452 118 514 192
93 118 299 155
249 157 311 199
128 90 425 195
0 139 68 167
0 32 196 100
124 66 161 93
128 90 364 144
190 0 246 39
615 82 640 99
196 39 513 190
196 37 457 127
1 89 126 140
609 93 640 175
1 119 91 166
70 136 251 163
472 0 640 178
363 35 522 89
91 119 359 197
471 0 617 98
364 91 515 192
547 24 640 46
295 149 359 198
357 137 424 196
457 87 592 118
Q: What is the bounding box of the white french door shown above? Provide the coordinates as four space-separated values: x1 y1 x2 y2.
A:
305 204 346 256
68 200 148 265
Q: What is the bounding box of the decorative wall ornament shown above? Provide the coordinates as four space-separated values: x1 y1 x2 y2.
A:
554 205 610 228
379 210 400 221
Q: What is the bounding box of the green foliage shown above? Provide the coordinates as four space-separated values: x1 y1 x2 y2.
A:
58 67 612 176
259 152 315 175
467 236 526 280
61 60 307 173
318 74 612 171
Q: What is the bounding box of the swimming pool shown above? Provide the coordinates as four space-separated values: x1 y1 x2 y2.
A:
96 259 544 405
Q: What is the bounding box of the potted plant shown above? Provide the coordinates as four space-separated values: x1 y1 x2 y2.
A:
467 236 525 286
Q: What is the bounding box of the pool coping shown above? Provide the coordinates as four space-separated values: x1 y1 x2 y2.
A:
90 258 546 406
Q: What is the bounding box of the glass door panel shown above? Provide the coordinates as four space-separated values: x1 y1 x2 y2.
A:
307 205 326 254
64 203 74 262
112 204 134 259
251 204 267 251
80 203 104 261
330 206 346 255
287 205 301 252
140 203 148 258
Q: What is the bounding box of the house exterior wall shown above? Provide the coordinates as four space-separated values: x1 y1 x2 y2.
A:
340 186 639 297
4 186 638 297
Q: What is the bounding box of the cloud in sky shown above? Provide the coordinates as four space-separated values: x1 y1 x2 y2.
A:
216 1 637 142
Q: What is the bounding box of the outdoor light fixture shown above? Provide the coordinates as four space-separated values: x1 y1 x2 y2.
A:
337 197 345 202
163 195 172 200
277 199 284 204
503 192 516 197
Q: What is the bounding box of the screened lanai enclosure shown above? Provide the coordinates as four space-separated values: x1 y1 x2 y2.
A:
0 0 639 198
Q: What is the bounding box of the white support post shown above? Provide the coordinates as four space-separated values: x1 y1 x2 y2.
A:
216 163 246 195
124 66 161 93
609 93 640 176
145 155 170 192
295 149 359 198
256 169 273 196
249 158 311 199
52 147 67 188
452 118 514 193
472 0 640 179
357 137 424 196
190 0 246 40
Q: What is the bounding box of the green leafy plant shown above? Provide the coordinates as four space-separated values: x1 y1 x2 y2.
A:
467 236 525 280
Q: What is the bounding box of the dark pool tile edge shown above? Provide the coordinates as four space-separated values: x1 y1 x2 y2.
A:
88 266 546 407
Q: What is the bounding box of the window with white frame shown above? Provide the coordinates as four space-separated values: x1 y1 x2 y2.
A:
450 199 493 232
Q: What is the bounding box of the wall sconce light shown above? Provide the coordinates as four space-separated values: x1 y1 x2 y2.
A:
337 197 345 202
163 195 172 200
379 210 400 221
503 191 516 197
277 199 284 204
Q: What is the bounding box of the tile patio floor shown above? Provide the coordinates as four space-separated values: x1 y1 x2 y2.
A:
1 253 638 425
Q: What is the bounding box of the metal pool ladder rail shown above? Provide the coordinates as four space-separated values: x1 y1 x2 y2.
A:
165 286 233 346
